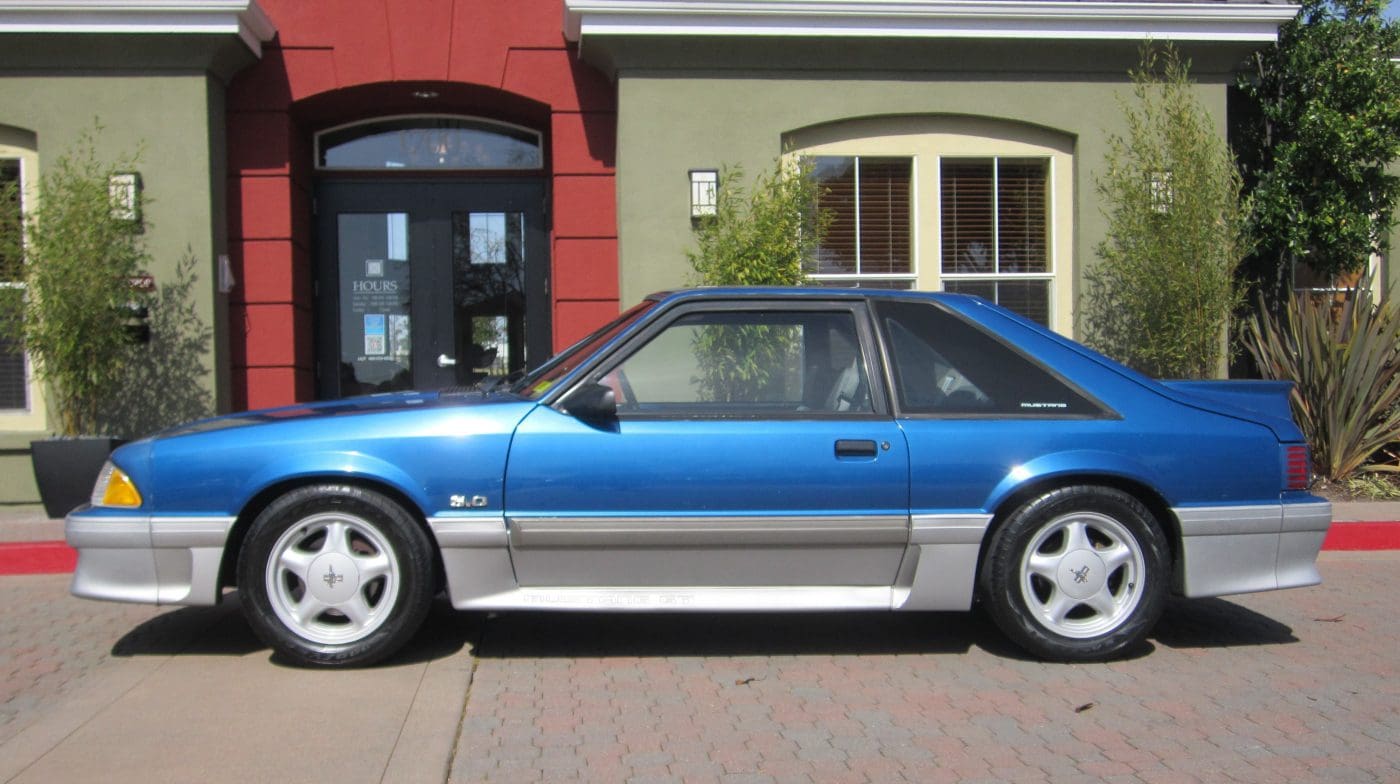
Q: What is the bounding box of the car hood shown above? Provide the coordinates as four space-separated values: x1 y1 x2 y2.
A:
149 389 527 440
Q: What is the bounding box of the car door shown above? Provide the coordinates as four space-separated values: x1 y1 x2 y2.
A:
503 299 911 588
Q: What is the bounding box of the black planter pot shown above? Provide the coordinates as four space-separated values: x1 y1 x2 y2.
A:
30 437 126 519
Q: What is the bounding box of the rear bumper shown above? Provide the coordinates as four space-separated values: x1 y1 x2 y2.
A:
65 507 235 606
1174 500 1331 598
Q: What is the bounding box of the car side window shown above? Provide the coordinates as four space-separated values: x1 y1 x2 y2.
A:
600 309 873 416
876 300 1102 417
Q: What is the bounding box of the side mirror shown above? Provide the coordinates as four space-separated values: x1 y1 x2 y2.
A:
559 382 617 429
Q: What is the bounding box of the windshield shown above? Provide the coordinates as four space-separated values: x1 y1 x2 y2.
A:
510 301 655 400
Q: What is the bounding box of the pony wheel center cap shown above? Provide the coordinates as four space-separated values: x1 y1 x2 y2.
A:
308 552 360 604
1059 549 1107 600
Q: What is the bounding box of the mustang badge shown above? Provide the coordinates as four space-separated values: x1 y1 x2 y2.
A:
1072 565 1091 584
323 566 344 589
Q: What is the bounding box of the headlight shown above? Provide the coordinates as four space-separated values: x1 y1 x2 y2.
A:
91 461 143 508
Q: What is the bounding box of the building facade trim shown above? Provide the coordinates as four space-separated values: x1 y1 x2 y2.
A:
0 0 276 56
564 0 1298 43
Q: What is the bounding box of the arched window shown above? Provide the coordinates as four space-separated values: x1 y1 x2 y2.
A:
787 115 1074 333
316 116 543 171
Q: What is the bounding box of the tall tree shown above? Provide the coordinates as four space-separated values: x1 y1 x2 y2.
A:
1081 45 1249 379
1237 0 1400 298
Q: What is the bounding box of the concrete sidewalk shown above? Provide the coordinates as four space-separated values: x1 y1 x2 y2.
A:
0 580 477 784
0 506 62 544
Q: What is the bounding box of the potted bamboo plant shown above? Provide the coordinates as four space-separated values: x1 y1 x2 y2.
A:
0 128 151 517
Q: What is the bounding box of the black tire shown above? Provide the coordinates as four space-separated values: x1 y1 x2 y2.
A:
237 484 435 667
983 485 1168 661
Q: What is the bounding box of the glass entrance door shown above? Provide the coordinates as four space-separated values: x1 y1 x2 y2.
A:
315 180 548 398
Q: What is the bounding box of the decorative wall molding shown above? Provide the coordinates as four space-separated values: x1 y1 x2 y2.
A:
564 0 1299 44
0 1 276 56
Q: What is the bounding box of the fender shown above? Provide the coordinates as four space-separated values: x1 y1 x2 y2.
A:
234 451 431 518
982 449 1171 515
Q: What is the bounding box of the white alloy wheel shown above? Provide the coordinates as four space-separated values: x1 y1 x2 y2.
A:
1018 511 1146 638
240 485 435 667
264 510 401 645
983 485 1168 661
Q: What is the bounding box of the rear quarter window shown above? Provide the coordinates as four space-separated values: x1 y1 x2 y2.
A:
875 299 1105 417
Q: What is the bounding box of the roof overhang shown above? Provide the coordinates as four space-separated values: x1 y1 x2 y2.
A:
0 0 275 56
564 0 1300 44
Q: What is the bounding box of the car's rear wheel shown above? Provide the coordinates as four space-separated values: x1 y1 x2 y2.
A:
984 486 1168 661
237 484 435 667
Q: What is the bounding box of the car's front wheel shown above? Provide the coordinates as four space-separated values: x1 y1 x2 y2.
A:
237 484 435 667
983 485 1168 661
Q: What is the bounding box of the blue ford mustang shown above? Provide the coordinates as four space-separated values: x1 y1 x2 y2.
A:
68 288 1331 666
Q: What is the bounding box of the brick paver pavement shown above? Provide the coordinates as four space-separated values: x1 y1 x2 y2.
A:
451 552 1400 783
3 553 1397 783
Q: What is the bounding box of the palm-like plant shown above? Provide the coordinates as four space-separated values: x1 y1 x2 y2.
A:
1242 276 1400 481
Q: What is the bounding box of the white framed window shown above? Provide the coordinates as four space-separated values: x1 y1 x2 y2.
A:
939 157 1055 326
0 136 47 430
809 156 916 290
787 116 1074 333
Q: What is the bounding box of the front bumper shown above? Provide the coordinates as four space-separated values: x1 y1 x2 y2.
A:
65 507 236 606
1175 500 1332 598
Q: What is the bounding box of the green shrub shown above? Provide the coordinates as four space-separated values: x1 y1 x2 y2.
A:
1080 45 1249 379
686 158 830 288
1241 277 1400 481
0 127 151 436
686 158 830 400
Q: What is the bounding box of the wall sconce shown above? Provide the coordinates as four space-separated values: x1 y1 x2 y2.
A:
689 169 717 218
109 172 141 223
1148 170 1173 214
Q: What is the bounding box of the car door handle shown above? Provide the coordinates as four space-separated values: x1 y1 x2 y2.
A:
436 353 457 368
834 439 879 458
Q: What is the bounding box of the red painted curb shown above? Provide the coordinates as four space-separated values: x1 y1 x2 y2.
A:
1323 522 1400 551
0 541 77 576
0 524 1396 577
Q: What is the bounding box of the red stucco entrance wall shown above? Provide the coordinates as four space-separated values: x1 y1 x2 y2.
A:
225 0 618 410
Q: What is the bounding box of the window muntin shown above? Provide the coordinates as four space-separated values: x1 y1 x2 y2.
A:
876 300 1100 417
316 116 543 171
811 156 915 289
600 310 871 416
940 157 1053 326
0 158 26 411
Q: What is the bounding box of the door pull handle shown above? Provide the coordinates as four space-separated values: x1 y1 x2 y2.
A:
834 439 879 458
437 353 457 368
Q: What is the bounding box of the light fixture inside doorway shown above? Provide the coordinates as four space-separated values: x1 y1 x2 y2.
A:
689 169 718 219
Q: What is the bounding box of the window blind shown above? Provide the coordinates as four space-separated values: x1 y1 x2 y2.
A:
941 157 1052 327
856 158 911 275
813 157 857 275
0 159 27 410
940 161 995 274
813 156 912 277
996 160 1049 274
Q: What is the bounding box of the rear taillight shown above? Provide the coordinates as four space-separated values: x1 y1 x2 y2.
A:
1284 445 1310 490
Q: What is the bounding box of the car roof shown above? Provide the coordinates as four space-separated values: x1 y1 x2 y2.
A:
645 286 973 307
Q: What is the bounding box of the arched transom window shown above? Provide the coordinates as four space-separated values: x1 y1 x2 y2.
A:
316 116 543 171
